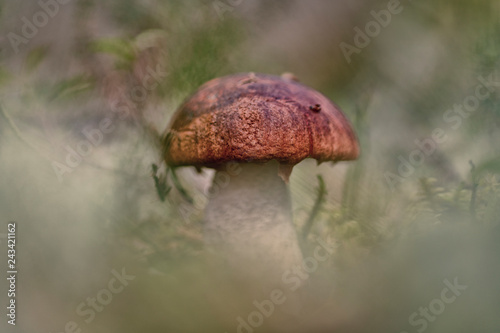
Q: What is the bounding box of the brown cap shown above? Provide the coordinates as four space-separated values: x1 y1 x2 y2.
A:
163 72 359 171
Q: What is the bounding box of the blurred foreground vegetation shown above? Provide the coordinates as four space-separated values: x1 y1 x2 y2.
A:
0 1 499 332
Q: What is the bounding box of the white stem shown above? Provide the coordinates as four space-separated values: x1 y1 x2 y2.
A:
203 161 303 281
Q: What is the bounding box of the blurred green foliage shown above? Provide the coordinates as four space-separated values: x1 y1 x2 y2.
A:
1 0 500 332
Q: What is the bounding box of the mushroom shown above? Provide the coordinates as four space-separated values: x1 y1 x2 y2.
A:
163 72 359 281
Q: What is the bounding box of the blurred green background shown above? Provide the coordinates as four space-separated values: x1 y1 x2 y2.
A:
0 0 499 332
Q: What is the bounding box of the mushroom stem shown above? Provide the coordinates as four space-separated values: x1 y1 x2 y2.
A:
204 160 303 281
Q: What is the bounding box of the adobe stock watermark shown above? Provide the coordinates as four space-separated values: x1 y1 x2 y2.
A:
51 60 167 182
229 237 337 333
340 0 414 64
49 268 135 333
212 0 245 20
177 162 242 224
7 0 73 54
384 72 500 191
400 277 467 333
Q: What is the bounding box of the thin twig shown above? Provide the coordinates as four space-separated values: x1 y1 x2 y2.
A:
0 104 52 162
302 175 327 240
469 160 478 220
169 166 193 204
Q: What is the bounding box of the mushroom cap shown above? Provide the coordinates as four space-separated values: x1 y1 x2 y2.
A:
163 72 359 168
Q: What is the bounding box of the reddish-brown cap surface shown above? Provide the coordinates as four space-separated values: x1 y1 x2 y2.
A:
163 72 359 169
